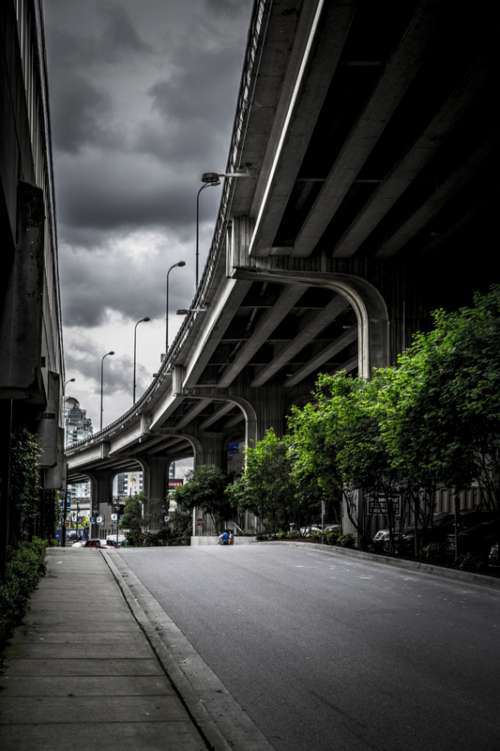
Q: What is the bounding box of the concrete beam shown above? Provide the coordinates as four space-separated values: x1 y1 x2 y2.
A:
294 1 439 257
175 398 213 430
376 140 490 257
251 296 349 387
333 62 489 257
285 346 357 387
183 278 252 388
224 412 245 430
249 1 355 257
149 392 184 432
108 423 144 455
200 402 235 430
218 285 305 387
67 442 109 472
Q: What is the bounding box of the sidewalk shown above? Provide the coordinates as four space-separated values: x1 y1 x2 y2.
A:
0 548 208 751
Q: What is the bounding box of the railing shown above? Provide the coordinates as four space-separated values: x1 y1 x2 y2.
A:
66 0 271 454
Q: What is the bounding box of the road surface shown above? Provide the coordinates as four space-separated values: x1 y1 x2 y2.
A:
118 543 500 751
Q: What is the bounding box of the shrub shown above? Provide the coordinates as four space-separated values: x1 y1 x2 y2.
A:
337 533 355 548
324 529 340 545
0 537 46 646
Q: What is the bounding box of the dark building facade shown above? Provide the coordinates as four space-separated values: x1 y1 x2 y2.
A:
0 0 64 570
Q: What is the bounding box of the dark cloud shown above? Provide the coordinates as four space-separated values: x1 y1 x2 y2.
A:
44 0 252 421
60 235 195 327
100 2 151 55
54 150 222 242
51 75 113 153
45 1 151 68
65 337 149 395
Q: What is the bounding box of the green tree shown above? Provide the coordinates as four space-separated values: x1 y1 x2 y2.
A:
120 495 143 546
10 430 41 538
175 465 232 530
287 380 345 524
382 285 500 518
234 429 298 532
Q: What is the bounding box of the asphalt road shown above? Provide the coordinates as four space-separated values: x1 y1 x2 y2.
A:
118 544 500 751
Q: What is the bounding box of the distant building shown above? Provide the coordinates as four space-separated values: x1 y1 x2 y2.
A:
64 397 93 448
115 471 144 499
0 0 64 567
65 396 92 512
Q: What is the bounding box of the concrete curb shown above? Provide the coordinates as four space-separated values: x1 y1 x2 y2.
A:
271 541 500 591
102 551 274 751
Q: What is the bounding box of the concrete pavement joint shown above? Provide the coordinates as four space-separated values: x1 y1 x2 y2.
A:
102 551 274 751
274 541 500 591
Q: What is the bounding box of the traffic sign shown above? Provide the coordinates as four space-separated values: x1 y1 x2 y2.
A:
97 515 103 524
111 513 118 521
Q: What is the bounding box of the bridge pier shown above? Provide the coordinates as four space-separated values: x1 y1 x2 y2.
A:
196 432 225 469
88 470 113 539
138 456 169 532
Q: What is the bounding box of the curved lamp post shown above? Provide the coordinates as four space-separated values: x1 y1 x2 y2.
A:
166 261 186 354
99 351 114 432
195 170 250 291
133 317 151 404
196 176 220 290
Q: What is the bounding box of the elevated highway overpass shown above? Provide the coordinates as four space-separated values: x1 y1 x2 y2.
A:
66 0 497 534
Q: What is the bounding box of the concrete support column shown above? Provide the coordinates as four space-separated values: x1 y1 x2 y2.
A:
140 456 169 532
89 471 113 539
196 432 225 469
191 433 225 538
252 385 288 440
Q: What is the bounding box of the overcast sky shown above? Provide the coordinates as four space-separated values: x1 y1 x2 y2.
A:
44 0 252 434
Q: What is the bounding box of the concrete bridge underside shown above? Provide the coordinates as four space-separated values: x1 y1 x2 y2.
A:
66 0 497 533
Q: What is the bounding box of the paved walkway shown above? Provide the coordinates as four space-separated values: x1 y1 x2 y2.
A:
0 548 207 750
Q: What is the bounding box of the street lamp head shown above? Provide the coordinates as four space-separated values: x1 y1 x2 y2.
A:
66 377 76 384
141 317 151 323
201 172 221 185
108 351 115 356
176 306 208 315
201 170 250 183
177 261 186 268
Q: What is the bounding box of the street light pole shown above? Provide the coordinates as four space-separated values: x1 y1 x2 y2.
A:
100 351 115 432
195 170 249 291
133 317 151 404
196 179 219 290
165 261 186 354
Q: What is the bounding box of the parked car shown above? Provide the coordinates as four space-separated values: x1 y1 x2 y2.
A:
488 543 499 566
372 528 414 554
72 539 108 549
300 524 340 537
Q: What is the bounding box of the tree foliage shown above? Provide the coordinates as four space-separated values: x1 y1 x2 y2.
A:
232 429 298 531
120 495 143 545
381 285 500 515
10 430 41 537
175 465 232 529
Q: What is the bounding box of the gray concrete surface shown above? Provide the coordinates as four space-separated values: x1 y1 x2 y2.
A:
104 550 274 751
0 548 207 751
118 544 500 751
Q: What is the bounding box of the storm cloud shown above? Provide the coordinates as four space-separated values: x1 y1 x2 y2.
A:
44 0 251 425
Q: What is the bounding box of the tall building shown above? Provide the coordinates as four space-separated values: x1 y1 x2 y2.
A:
115 471 144 499
64 397 93 448
0 0 64 569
